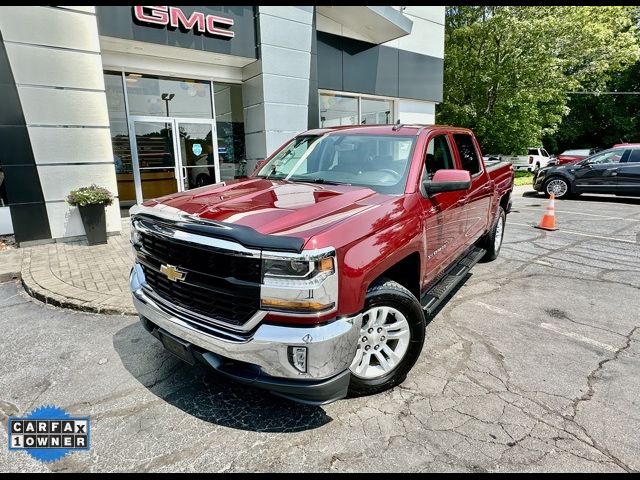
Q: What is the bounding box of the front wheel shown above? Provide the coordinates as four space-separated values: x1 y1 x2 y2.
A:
348 279 426 397
544 176 570 199
481 206 506 261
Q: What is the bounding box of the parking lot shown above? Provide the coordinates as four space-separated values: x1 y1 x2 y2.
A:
1 190 639 473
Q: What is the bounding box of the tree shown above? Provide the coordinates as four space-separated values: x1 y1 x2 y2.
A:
550 61 640 152
437 6 639 155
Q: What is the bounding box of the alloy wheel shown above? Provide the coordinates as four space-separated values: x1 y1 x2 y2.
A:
349 306 411 379
546 179 568 197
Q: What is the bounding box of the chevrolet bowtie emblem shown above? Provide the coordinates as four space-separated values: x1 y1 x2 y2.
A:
160 264 186 282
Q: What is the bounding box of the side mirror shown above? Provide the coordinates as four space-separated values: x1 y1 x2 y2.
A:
251 159 268 176
423 169 471 196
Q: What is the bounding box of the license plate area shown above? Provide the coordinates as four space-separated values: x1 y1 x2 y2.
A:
158 329 195 365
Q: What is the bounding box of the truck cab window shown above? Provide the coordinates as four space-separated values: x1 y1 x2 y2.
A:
453 134 481 175
424 135 454 180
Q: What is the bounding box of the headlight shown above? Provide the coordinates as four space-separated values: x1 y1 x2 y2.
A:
260 249 338 314
262 257 334 280
130 219 142 249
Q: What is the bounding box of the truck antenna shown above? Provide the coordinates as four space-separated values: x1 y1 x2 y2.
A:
392 119 403 131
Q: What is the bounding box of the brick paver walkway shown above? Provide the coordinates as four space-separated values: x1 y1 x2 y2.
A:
2 219 135 315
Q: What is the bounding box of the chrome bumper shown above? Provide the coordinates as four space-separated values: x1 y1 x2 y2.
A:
130 264 361 380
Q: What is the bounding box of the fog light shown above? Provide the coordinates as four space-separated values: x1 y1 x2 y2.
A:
289 346 307 373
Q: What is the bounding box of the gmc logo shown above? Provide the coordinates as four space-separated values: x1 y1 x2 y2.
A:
133 6 234 39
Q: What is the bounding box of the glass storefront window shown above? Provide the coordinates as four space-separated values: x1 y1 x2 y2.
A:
214 84 246 180
125 74 212 118
178 122 216 189
104 71 247 205
319 94 358 127
132 121 179 201
320 93 396 127
361 98 393 125
104 72 135 206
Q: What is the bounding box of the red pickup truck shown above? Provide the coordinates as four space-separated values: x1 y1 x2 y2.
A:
129 124 514 405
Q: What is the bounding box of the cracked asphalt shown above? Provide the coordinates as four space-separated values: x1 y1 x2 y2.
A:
1 190 639 472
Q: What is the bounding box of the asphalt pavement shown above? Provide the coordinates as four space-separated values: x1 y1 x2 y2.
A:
1 190 639 472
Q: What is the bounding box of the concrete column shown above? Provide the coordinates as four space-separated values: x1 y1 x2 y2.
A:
0 6 120 240
242 6 314 173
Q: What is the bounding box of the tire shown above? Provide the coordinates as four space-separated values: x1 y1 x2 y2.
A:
481 206 506 261
348 278 426 397
543 176 570 199
195 174 210 187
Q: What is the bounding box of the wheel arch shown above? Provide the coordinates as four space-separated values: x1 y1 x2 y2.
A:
368 252 422 301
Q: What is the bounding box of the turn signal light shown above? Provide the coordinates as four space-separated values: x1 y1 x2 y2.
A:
261 298 335 312
318 257 334 272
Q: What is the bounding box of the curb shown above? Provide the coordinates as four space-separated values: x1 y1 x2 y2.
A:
21 274 137 316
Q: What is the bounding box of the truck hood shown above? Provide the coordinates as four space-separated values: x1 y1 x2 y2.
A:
146 178 388 244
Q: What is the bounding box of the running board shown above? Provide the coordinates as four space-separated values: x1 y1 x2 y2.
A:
420 246 486 318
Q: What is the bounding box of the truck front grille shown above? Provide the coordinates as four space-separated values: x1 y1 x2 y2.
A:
135 228 261 327
140 232 261 283
141 264 259 326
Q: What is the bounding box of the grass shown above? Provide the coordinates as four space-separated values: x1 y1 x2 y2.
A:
514 170 534 186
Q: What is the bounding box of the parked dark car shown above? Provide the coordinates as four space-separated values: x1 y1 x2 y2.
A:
534 145 640 198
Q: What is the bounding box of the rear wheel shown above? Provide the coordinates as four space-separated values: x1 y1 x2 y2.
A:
195 174 210 187
348 279 425 397
481 206 506 261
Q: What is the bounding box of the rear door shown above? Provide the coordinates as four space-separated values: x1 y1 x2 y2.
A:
616 148 640 196
451 133 493 246
573 149 627 193
419 133 466 283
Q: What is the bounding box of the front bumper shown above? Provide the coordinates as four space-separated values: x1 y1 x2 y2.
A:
533 172 546 191
130 264 361 405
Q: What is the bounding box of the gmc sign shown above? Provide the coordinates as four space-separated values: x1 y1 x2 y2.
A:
133 6 234 39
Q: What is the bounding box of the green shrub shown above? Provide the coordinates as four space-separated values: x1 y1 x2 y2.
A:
66 184 114 207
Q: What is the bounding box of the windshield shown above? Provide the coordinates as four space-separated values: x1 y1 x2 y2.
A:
562 149 590 156
581 149 625 165
255 134 416 194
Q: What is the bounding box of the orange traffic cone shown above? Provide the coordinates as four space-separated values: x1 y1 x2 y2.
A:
534 194 558 231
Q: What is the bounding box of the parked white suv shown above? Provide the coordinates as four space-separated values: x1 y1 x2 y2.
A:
508 148 552 172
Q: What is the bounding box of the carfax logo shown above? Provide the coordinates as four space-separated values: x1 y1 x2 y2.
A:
8 405 90 463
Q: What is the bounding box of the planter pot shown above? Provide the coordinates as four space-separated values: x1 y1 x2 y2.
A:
78 204 107 245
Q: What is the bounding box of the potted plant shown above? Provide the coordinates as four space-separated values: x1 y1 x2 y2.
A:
66 184 114 245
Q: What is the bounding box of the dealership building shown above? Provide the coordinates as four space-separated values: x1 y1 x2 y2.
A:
0 5 445 244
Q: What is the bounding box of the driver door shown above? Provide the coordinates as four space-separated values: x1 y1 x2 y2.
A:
574 149 628 194
420 134 466 287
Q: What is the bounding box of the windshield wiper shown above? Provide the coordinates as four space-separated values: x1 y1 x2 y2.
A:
289 177 352 186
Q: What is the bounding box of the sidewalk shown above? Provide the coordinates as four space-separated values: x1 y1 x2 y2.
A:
1 219 136 315
0 186 537 316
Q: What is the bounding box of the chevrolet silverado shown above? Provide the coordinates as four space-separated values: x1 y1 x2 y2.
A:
129 124 514 405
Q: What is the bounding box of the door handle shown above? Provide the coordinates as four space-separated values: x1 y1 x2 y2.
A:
606 167 619 176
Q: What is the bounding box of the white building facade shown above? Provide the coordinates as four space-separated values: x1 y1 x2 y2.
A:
0 6 445 244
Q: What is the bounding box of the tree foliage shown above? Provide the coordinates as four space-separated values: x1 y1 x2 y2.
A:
437 6 639 155
550 62 640 153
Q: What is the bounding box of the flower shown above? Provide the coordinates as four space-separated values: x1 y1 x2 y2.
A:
66 184 114 207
